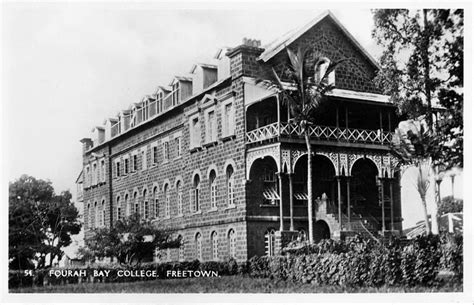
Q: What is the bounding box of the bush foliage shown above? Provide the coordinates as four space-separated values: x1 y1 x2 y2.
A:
249 233 462 287
10 233 462 289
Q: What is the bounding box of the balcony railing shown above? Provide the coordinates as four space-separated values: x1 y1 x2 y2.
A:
246 122 393 145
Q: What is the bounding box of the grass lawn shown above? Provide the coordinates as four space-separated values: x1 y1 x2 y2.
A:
10 276 462 293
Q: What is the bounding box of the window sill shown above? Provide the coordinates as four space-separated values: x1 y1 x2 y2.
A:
224 204 237 210
163 216 171 220
162 160 169 165
190 210 202 215
203 141 218 148
174 156 182 161
220 134 235 142
174 213 184 218
206 207 218 213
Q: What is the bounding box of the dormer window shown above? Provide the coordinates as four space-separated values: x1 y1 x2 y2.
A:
172 83 180 106
157 92 164 113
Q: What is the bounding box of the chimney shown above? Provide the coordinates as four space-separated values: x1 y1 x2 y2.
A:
80 138 93 155
226 37 264 80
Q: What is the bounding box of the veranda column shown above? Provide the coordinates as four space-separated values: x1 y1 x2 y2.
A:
277 172 284 231
276 95 281 136
346 176 351 230
380 178 386 232
389 178 394 231
288 173 295 231
337 176 342 230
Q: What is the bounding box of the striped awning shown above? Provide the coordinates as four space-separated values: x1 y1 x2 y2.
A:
263 187 280 200
294 192 308 200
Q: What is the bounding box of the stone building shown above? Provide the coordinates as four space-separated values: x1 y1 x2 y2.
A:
77 11 403 262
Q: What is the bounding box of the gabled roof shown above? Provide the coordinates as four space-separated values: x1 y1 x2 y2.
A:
258 10 380 70
169 76 192 86
156 86 171 94
190 63 218 74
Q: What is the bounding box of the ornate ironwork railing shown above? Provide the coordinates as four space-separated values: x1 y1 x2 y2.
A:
246 122 393 145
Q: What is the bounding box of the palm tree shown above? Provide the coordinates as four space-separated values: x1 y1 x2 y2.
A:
392 118 438 234
267 46 346 244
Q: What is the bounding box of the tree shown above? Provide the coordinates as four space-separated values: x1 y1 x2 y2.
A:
9 175 81 269
82 214 180 266
265 46 345 244
372 9 463 170
373 9 463 234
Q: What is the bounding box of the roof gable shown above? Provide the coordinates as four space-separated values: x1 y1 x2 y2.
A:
258 10 380 70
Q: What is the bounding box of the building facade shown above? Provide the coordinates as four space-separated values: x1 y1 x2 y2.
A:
77 11 403 262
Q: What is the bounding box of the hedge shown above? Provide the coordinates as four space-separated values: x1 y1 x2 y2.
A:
248 233 462 287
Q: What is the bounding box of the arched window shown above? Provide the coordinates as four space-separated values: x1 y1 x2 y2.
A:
191 174 200 212
195 233 203 261
101 199 106 227
209 170 217 209
86 202 91 229
153 186 159 218
176 181 183 215
94 201 99 228
143 189 148 220
124 194 130 217
133 191 139 216
226 165 235 207
228 229 236 258
116 196 121 221
265 229 276 257
178 235 184 262
211 231 219 261
164 184 170 218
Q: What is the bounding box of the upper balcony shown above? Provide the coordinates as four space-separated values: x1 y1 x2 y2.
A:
246 121 392 145
245 94 397 148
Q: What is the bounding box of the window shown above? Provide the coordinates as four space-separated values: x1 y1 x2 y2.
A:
141 148 147 170
100 159 106 183
132 154 138 172
92 162 97 185
315 57 335 86
163 141 170 162
176 181 183 215
228 229 236 258
189 115 201 149
265 229 276 257
85 165 90 187
190 174 200 212
195 233 203 261
94 201 99 228
205 109 217 143
226 165 235 207
86 202 91 229
172 83 180 106
133 191 139 215
116 196 121 221
152 145 158 164
143 189 148 220
178 235 184 262
157 92 163 113
115 160 120 178
164 184 170 218
211 231 219 260
125 194 130 217
175 137 181 158
209 170 217 209
222 99 235 137
153 186 159 218
124 157 129 175
101 200 106 227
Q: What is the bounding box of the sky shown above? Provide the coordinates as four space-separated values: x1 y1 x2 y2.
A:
2 2 465 248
